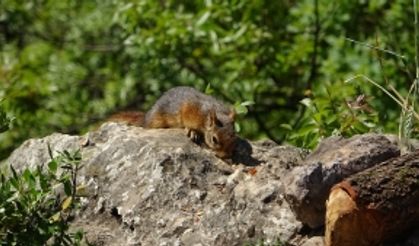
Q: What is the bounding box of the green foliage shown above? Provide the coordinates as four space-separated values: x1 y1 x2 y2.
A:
1 0 419 158
234 100 255 133
285 81 379 148
0 102 11 134
0 148 84 245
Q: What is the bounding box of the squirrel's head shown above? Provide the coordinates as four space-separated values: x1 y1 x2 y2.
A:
204 109 237 159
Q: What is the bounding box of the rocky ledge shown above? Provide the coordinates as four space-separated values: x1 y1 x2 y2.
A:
5 123 419 246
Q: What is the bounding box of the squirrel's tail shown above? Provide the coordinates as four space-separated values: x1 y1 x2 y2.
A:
107 111 145 127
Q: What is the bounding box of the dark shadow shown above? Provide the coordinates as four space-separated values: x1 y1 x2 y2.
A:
231 137 263 166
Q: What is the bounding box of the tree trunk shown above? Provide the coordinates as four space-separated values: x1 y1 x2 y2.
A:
325 150 419 246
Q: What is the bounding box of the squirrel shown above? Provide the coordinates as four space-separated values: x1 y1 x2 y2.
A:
106 86 237 159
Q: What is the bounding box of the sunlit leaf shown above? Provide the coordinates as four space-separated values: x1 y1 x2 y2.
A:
50 212 61 222
61 196 73 210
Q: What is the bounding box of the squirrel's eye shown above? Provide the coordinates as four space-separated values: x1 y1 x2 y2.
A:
212 136 219 145
215 119 223 127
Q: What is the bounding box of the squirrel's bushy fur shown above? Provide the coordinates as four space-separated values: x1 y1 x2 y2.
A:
144 86 236 158
107 87 237 158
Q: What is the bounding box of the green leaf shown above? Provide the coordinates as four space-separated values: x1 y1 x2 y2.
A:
205 84 214 95
38 172 49 192
9 177 19 190
196 11 211 26
63 150 72 160
22 169 35 186
63 179 72 196
295 124 318 136
1 172 6 184
10 165 18 180
234 122 241 132
73 150 82 162
300 98 313 108
240 101 255 107
48 160 58 173
280 124 293 131
234 104 248 115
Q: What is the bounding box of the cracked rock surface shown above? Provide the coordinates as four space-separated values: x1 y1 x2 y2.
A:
6 123 417 246
7 123 305 246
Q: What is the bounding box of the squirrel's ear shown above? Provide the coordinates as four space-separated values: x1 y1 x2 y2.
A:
206 109 216 129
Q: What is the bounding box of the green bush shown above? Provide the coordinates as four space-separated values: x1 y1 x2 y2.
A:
0 148 83 245
0 102 11 134
1 0 418 158
285 80 379 148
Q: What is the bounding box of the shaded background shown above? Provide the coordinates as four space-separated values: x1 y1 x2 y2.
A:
1 0 417 159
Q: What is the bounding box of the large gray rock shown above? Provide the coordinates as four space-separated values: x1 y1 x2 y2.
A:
8 125 417 245
6 123 305 246
299 236 324 246
283 134 400 229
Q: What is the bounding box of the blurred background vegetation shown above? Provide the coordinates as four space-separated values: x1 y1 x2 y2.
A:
1 0 418 159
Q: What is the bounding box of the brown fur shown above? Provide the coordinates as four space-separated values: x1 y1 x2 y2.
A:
107 111 145 126
144 86 237 159
180 102 206 130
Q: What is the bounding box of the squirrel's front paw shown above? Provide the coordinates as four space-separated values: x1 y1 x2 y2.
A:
186 128 203 145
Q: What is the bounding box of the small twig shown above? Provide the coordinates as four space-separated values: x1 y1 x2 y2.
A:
345 38 407 60
345 74 419 121
306 0 320 90
388 85 408 106
345 75 402 106
292 0 321 131
374 35 391 86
